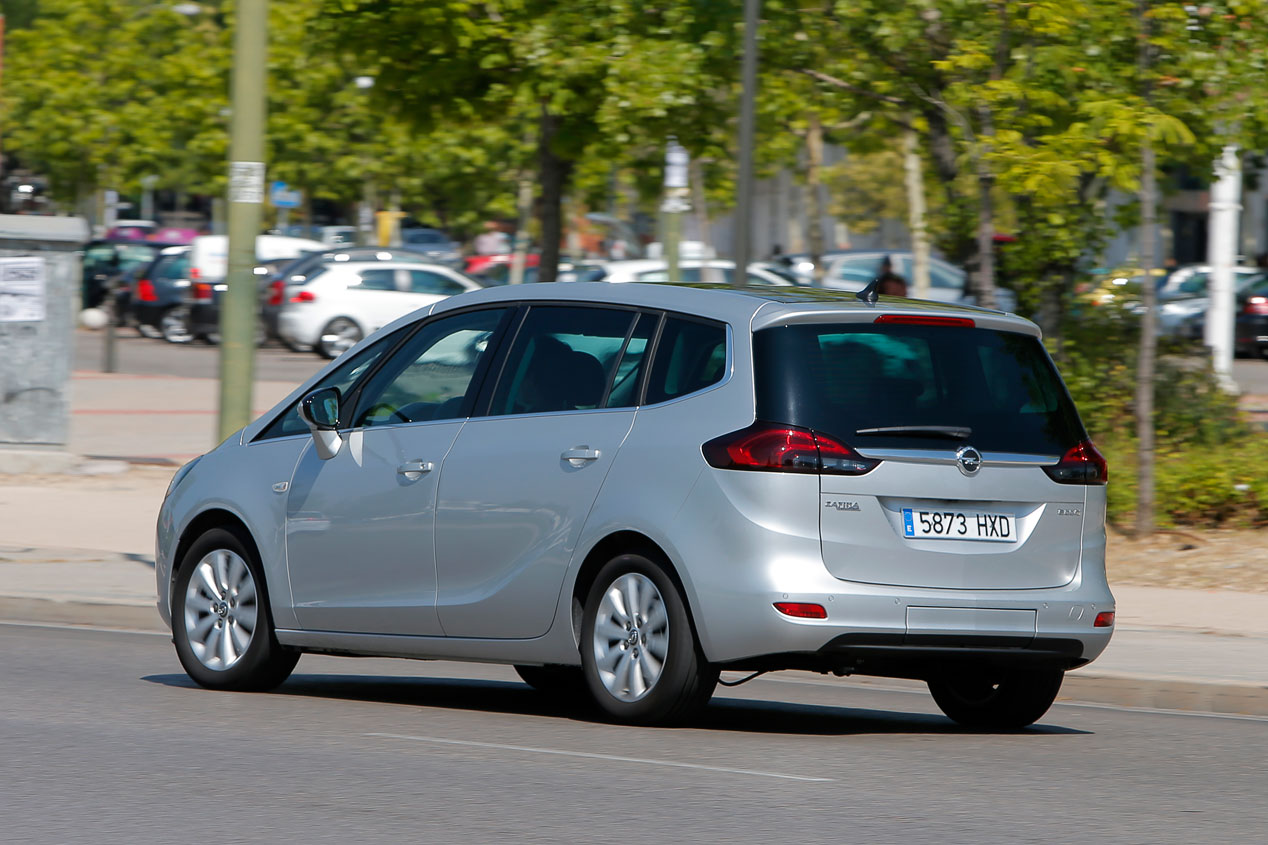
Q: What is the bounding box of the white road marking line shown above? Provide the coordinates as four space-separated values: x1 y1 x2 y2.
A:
1052 700 1268 723
0 619 168 637
366 732 834 782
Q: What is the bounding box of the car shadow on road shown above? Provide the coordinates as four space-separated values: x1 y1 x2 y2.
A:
142 672 1089 736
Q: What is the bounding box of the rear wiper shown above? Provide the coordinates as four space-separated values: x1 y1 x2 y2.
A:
854 425 972 440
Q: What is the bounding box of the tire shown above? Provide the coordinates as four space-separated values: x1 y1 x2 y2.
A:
160 307 192 344
580 553 717 725
282 336 311 353
171 526 299 692
927 666 1064 729
316 317 362 359
514 664 588 700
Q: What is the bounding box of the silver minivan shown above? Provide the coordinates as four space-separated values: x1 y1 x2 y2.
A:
156 283 1113 728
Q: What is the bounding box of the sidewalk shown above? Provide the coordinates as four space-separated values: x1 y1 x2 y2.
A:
1 370 1266 717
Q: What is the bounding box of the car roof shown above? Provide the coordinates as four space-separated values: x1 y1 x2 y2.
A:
420 281 1035 337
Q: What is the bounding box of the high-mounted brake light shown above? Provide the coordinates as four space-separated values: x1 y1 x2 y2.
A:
1043 439 1108 485
873 315 976 327
136 279 157 302
289 290 317 304
702 422 879 476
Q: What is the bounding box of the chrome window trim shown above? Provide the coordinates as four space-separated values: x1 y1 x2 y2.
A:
851 447 1059 467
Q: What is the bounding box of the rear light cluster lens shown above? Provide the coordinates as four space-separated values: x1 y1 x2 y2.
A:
193 282 214 301
1043 439 1108 485
702 422 879 476
267 280 284 306
1093 611 1115 628
136 279 157 302
1244 296 1268 316
289 290 316 304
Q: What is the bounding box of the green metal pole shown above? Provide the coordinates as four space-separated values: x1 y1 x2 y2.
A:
217 0 268 442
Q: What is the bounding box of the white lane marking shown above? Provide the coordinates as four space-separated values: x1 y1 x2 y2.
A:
1052 700 1268 723
0 619 168 637
366 732 833 783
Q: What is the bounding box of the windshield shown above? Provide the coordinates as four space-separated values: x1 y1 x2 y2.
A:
754 323 1087 455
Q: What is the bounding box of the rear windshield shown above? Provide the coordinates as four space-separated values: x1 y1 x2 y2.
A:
754 323 1086 455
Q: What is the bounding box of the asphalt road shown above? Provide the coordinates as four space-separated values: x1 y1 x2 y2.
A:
3 622 1265 844
75 326 1268 395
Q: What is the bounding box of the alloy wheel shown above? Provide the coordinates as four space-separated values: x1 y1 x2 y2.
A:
591 572 670 702
182 548 258 671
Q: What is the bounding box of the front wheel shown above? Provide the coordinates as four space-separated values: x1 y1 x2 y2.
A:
171 526 299 692
580 554 716 725
927 667 1064 729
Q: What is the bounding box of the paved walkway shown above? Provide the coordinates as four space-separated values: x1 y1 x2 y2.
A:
1 369 1266 716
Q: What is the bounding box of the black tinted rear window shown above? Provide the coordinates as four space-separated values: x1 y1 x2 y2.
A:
754 323 1086 454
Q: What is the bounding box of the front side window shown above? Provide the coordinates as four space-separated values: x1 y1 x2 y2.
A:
645 317 727 404
255 328 406 441
489 306 637 416
354 308 507 427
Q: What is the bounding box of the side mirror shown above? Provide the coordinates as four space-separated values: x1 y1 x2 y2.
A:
298 387 343 460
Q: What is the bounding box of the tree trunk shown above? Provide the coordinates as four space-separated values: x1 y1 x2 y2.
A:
805 113 825 285
971 107 998 309
1135 0 1156 536
903 127 931 298
537 107 572 283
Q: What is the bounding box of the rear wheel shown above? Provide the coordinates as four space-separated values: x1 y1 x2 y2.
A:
580 554 716 725
317 317 362 359
927 666 1064 729
171 526 298 691
160 307 192 343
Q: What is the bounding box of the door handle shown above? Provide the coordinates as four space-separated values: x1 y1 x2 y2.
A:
561 447 601 464
396 460 434 477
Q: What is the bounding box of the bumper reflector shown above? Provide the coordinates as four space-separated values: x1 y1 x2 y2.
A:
1093 611 1115 628
774 602 827 619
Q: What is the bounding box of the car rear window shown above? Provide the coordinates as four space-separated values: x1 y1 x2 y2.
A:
754 323 1086 455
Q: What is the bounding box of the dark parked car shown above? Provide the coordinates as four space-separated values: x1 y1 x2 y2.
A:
1235 275 1268 358
125 246 194 342
81 239 173 311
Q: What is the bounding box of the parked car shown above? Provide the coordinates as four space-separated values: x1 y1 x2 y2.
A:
81 239 174 310
465 252 539 277
185 234 326 342
1234 274 1268 358
157 282 1113 729
125 246 194 342
811 250 1018 312
400 225 462 268
276 260 482 358
595 259 798 286
1158 271 1267 338
474 260 608 286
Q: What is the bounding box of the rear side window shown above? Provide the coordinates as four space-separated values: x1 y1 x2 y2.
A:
646 317 727 404
355 269 397 291
409 270 466 296
754 323 1086 455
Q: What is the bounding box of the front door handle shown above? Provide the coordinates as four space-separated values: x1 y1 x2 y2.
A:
561 447 601 465
396 460 435 478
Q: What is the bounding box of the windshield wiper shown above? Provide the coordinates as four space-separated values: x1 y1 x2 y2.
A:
854 425 972 440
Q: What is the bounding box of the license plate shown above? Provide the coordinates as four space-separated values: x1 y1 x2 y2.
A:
902 508 1016 542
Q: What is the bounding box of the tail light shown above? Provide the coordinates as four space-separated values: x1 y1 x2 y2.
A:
1043 439 1108 485
702 422 879 476
1243 296 1268 316
136 279 157 302
193 282 214 301
268 280 284 306
1093 611 1115 628
774 602 827 619
289 290 317 304
874 315 975 328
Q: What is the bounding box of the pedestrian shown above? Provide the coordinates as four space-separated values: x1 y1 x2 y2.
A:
875 255 908 296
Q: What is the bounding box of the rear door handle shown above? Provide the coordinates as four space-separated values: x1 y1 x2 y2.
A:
561 447 600 464
396 460 435 478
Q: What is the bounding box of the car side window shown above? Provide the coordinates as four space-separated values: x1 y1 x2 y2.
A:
254 329 406 441
353 309 507 428
645 317 727 404
409 270 466 296
489 306 637 416
354 268 397 291
830 255 882 286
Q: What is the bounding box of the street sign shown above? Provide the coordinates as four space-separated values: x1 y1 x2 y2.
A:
269 180 302 209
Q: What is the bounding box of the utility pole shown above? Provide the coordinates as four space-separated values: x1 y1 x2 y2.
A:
1205 142 1241 392
732 0 761 286
217 0 268 442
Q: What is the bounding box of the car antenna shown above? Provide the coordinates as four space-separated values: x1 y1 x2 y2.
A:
855 276 880 304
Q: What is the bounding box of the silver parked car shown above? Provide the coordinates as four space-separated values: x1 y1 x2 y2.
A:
157 282 1113 728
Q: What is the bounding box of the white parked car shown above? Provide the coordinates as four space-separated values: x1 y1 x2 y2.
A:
595 259 799 286
277 261 482 358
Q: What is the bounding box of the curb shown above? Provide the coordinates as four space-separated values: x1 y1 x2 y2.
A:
2 597 1265 719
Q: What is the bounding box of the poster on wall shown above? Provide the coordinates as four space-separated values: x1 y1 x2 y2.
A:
0 257 46 322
